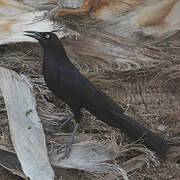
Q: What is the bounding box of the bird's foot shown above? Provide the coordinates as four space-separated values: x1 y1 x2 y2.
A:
56 140 73 160
56 123 79 160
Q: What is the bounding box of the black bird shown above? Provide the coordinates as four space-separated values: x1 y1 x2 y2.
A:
24 31 169 157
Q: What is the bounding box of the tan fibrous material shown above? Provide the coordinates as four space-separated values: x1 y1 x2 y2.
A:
57 0 144 19
137 0 180 36
137 0 179 26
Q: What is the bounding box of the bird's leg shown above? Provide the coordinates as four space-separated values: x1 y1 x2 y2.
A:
59 115 74 130
44 115 74 133
56 110 81 159
57 122 79 159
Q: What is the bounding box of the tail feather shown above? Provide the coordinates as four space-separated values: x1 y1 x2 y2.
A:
90 105 169 154
111 111 169 154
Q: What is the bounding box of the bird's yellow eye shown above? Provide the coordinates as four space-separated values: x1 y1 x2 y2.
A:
46 34 50 39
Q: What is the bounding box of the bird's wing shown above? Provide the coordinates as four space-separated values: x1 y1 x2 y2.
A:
59 65 123 111
58 65 98 102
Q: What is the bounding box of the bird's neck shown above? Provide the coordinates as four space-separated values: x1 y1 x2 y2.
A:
43 44 70 65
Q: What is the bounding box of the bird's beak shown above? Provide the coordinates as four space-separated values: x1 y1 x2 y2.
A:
23 31 43 40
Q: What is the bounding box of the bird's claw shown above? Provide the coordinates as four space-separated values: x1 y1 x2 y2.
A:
56 123 79 160
56 141 72 160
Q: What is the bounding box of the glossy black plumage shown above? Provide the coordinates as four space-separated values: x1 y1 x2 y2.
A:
24 31 169 154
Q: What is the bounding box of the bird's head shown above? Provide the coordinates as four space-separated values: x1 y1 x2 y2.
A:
24 31 61 50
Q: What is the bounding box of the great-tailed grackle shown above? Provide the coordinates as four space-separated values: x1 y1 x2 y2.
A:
24 31 169 157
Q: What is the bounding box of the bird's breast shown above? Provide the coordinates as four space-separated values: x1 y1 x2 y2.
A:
43 58 60 95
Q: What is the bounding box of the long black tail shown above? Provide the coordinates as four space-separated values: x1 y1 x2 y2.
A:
110 110 169 154
88 101 169 154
